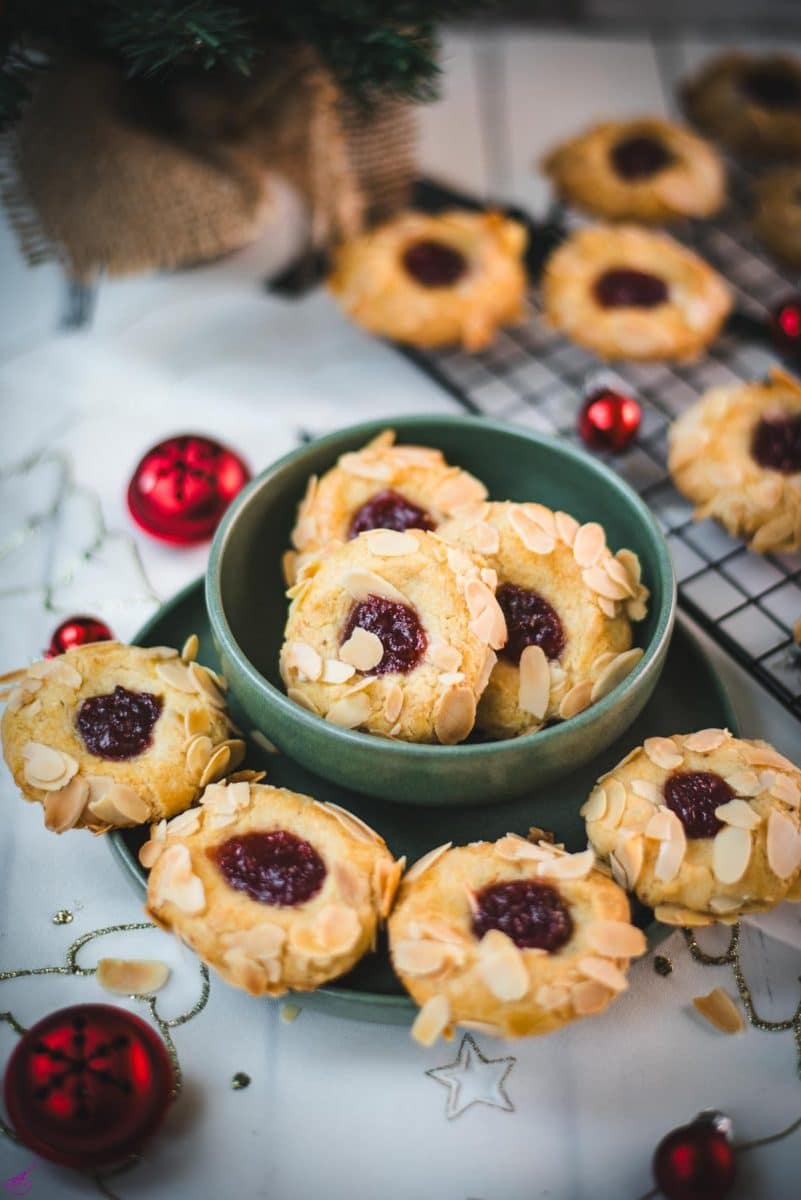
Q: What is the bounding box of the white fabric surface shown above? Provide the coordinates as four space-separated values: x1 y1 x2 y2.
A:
2 31 801 1200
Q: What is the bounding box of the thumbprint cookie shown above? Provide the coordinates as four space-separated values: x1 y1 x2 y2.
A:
682 51 801 160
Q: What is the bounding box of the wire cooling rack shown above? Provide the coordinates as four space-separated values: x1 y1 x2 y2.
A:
403 177 801 723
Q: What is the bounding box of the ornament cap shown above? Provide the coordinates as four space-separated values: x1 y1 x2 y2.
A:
694 1110 734 1142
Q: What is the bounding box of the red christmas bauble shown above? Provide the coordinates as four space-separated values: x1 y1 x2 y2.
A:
579 387 641 453
4 1004 174 1169
45 615 114 659
653 1115 736 1200
771 295 801 358
127 434 251 545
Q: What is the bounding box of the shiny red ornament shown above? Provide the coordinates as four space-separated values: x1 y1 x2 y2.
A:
45 615 113 659
771 295 801 358
127 434 251 545
653 1113 736 1200
4 1004 174 1169
578 387 641 453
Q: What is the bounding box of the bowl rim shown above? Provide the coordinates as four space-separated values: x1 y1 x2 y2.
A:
206 414 677 760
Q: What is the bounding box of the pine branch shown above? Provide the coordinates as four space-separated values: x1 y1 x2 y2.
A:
100 1 259 77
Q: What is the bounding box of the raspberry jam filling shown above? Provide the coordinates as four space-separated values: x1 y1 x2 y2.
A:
77 687 162 760
402 239 467 287
213 831 326 906
611 134 674 180
348 489 436 540
496 583 565 666
594 268 669 309
751 413 801 473
341 595 427 675
472 880 573 952
741 63 801 110
664 771 734 839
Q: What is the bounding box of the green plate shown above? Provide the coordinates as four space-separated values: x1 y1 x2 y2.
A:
109 578 738 1025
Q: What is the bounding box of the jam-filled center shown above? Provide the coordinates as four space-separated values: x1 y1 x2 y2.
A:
741 63 801 110
213 831 326 906
402 239 468 287
496 583 566 666
594 268 669 309
611 134 675 180
348 489 436 540
472 880 573 952
341 595 427 676
751 413 801 474
664 771 734 839
77 686 162 760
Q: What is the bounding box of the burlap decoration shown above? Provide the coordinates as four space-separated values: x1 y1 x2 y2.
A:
2 49 417 280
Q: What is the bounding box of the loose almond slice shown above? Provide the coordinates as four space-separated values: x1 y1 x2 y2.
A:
326 692 372 729
97 958 171 996
518 645 550 719
477 930 529 1001
766 809 801 879
434 685 476 745
411 994 451 1046
586 920 647 959
559 680 593 720
712 826 752 884
571 980 611 1015
643 737 683 770
43 777 90 833
340 627 384 672
693 988 743 1034
578 956 628 993
404 843 452 883
364 529 419 556
684 728 728 753
393 939 449 977
344 569 408 605
714 799 761 830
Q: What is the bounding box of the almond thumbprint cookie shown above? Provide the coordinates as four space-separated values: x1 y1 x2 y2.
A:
682 51 801 160
0 639 242 834
388 837 646 1044
542 225 731 361
328 210 528 352
582 731 801 926
283 429 488 585
280 530 505 744
438 502 648 738
542 117 725 224
143 782 403 996
668 370 801 553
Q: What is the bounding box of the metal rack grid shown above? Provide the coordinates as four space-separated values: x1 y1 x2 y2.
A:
403 178 801 723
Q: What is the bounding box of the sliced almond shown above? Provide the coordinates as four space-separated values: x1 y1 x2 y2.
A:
598 597 619 619
715 799 761 830
404 842 452 883
537 848 595 880
603 556 637 597
559 680 593 720
376 856 405 918
339 627 384 672
198 744 231 788
411 994 451 1046
108 786 150 824
469 601 507 650
139 821 167 869
643 737 684 770
633 780 662 806
434 471 487 513
571 980 611 1015
723 769 762 797
655 903 715 928
314 904 361 955
393 939 450 977
43 777 90 833
477 647 497 694
321 658 356 684
383 684 404 725
770 774 801 808
189 661 228 702
578 956 629 993
554 510 580 546
580 786 608 822
693 988 744 1034
709 896 744 914
155 659 196 692
518 645 550 720
222 923 286 961
508 506 554 555
616 548 642 587
590 649 643 703
22 741 77 786
283 641 323 682
586 920 647 959
612 832 644 889
573 522 606 568
185 735 213 780
28 658 82 689
181 634 199 663
166 807 203 837
97 958 171 996
364 529 419 556
434 685 476 745
343 677 374 697
320 801 383 845
472 521 500 555
184 707 212 737
153 844 206 914
326 692 372 730
712 826 752 885
338 452 394 482
583 564 631 601
465 579 497 619
494 835 556 863
429 642 462 673
344 568 408 605
536 984 571 1011
766 809 801 879
605 779 628 826
743 744 797 772
684 728 728 753
591 651 617 677
477 929 529 1001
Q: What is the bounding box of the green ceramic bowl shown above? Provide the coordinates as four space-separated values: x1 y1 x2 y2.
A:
206 415 676 806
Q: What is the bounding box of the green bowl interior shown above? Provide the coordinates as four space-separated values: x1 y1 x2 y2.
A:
211 416 673 753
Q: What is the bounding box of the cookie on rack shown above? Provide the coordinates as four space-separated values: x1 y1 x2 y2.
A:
438 501 648 738
280 529 505 744
0 639 243 834
752 167 801 268
541 225 731 361
542 117 725 223
328 209 527 352
284 428 487 585
682 51 801 159
582 730 801 926
143 781 404 997
668 369 801 553
388 836 646 1043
